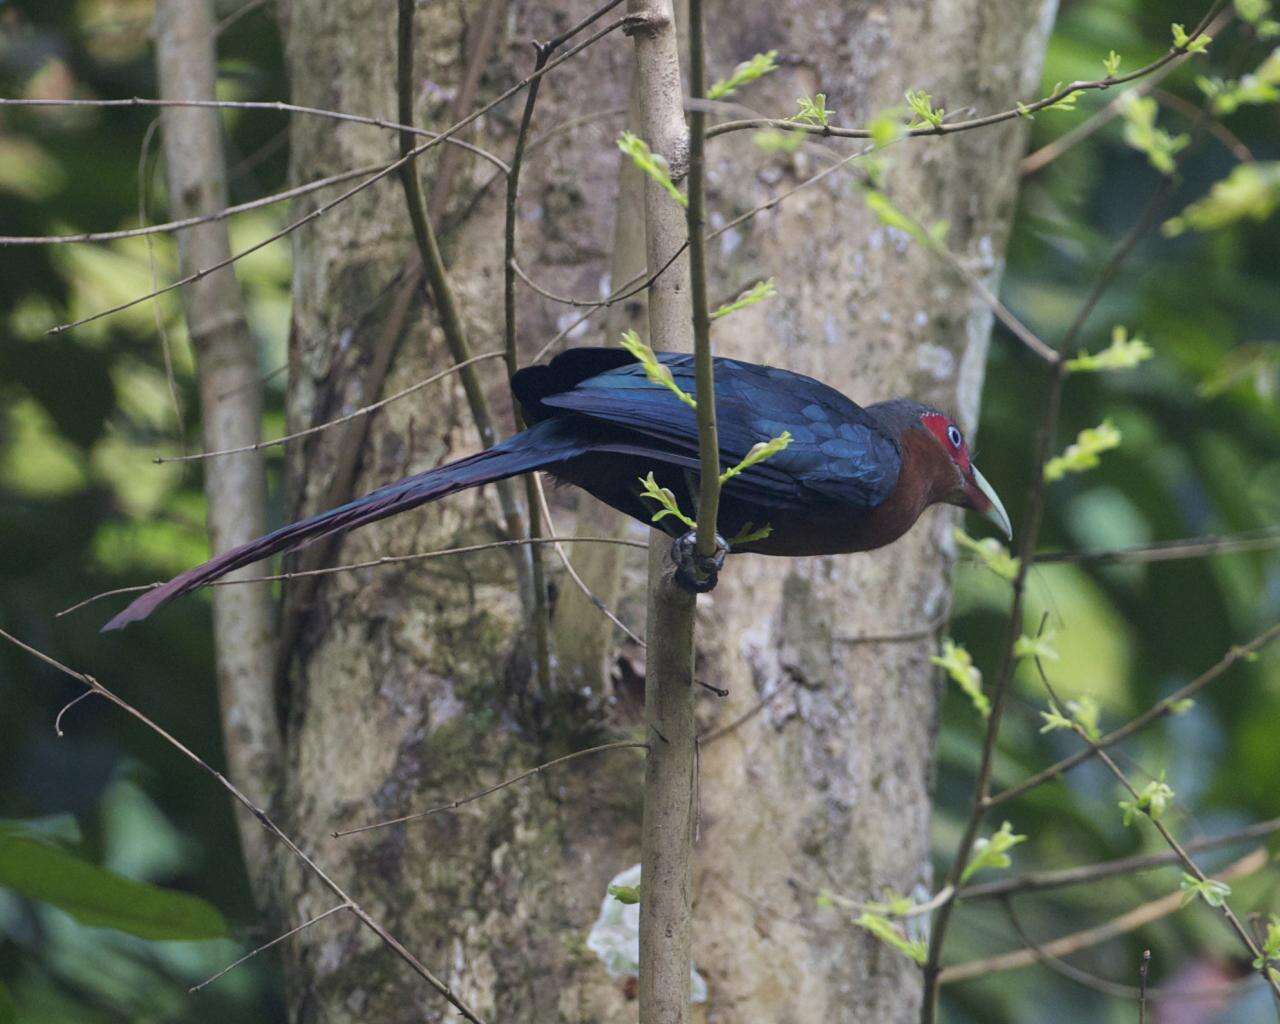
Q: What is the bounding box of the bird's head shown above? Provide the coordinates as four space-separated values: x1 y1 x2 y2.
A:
914 409 1012 541
869 398 1012 541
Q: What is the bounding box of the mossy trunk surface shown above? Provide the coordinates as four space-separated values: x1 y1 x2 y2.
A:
276 1 1055 1020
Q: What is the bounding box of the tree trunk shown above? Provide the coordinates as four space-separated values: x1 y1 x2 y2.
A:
276 1 1055 1021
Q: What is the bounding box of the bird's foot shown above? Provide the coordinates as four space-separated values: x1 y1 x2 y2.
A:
671 531 729 594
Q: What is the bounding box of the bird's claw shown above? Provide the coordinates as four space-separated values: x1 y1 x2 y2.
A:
671 531 729 594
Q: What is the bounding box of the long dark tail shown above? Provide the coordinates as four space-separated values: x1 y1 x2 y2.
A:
102 420 584 632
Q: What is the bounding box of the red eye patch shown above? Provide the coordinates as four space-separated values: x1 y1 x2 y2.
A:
921 411 971 470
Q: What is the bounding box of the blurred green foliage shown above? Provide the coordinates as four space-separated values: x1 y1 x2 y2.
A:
0 0 1278 1022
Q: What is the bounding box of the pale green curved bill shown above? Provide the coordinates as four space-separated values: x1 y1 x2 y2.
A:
972 466 1012 540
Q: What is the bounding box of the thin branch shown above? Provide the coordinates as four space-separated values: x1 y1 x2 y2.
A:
0 96 508 173
43 11 639 336
1019 7 1236 176
1036 527 1280 566
1038 664 1279 997
706 7 1225 145
958 814 1280 901
988 619 1280 808
54 691 97 737
0 628 486 1024
504 35 555 693
153 351 505 462
938 848 1267 986
56 536 648 618
333 740 648 837
533 476 646 647
191 904 349 992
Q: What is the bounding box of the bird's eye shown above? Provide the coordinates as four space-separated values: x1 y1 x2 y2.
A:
946 425 963 449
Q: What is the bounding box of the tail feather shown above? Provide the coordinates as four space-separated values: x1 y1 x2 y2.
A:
102 421 582 632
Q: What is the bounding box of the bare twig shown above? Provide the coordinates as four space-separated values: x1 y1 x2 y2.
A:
1036 528 1280 566
57 536 648 619
333 740 648 837
938 848 1266 985
191 904 349 992
0 628 486 1024
154 351 505 462
43 11 638 336
988 620 1280 808
958 815 1280 900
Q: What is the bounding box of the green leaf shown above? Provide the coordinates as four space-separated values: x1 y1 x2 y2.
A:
1196 50 1280 114
1168 698 1197 715
1180 873 1231 907
1163 162 1280 236
707 51 779 101
904 89 944 129
854 911 928 964
711 279 777 320
1064 326 1154 373
617 131 686 208
1039 696 1103 742
637 472 696 531
867 112 906 149
1013 630 1060 663
1046 83 1079 112
1121 94 1189 175
728 522 773 546
1172 23 1212 54
961 822 1027 882
861 189 946 249
1252 915 1280 969
619 330 696 409
1044 420 1122 482
931 639 989 719
0 828 226 940
792 93 834 128
1119 773 1175 826
953 527 1020 582
608 883 641 905
1103 50 1123 77
719 432 792 484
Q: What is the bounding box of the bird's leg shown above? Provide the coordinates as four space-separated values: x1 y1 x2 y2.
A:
670 530 729 594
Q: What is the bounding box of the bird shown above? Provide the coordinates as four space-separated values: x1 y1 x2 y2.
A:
101 346 1010 632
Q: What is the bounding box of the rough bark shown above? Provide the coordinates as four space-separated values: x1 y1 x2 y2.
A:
277 1 1056 1021
154 0 280 904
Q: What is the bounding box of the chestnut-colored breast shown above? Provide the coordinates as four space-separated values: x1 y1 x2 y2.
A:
749 426 958 556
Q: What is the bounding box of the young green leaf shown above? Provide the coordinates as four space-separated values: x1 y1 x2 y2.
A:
619 329 696 409
1180 873 1231 907
1014 629 1060 663
711 279 778 320
617 131 686 207
854 911 928 965
953 527 1020 581
1064 326 1154 373
1038 695 1103 742
608 883 641 905
1046 83 1079 112
637 472 696 530
1121 95 1189 174
1172 23 1213 54
719 432 792 484
931 638 989 719
904 89 944 129
1119 773 1175 826
1163 162 1280 236
793 93 834 128
1103 50 1123 77
961 821 1027 882
1252 915 1280 969
867 112 906 149
707 50 779 101
1044 420 1122 482
728 522 773 547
